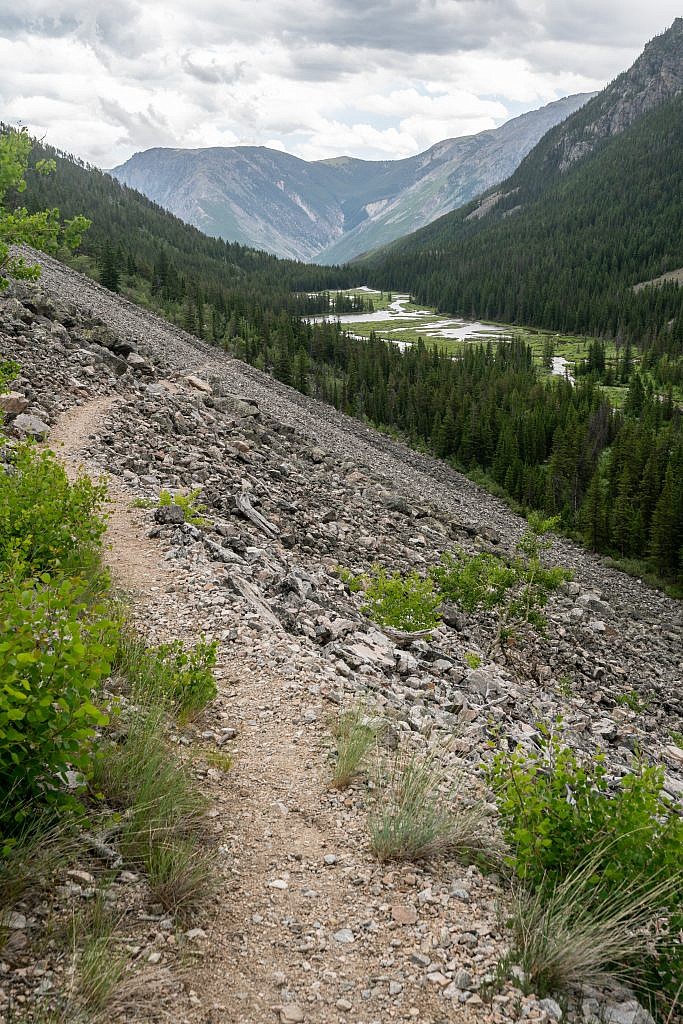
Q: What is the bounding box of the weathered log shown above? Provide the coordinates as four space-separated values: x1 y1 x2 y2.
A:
229 572 282 629
234 491 278 538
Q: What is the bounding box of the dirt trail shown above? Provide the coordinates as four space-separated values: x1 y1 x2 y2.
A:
48 396 173 598
48 402 478 1024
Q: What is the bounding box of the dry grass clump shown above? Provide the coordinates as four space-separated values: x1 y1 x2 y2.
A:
92 706 214 917
368 750 490 863
506 855 682 997
330 703 383 789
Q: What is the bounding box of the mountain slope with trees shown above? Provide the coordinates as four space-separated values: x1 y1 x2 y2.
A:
4 128 358 337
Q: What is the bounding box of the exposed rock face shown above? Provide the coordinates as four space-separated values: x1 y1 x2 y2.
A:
110 95 592 262
546 18 683 170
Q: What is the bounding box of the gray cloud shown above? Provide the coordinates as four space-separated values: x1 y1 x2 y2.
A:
0 0 679 167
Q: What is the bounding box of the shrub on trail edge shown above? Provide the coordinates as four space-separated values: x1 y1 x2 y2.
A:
0 440 107 579
488 730 683 1004
0 575 116 832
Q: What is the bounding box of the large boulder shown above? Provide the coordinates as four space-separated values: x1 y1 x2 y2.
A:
12 413 49 439
0 392 29 417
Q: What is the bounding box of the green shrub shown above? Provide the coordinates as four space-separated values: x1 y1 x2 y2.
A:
0 575 115 830
432 550 517 612
114 631 217 717
488 731 683 1000
158 487 207 526
362 567 441 632
464 651 482 670
334 565 364 593
432 516 570 653
0 359 19 397
0 441 107 579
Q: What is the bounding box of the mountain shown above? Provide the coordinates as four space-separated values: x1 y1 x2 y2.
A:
109 94 592 263
363 19 683 347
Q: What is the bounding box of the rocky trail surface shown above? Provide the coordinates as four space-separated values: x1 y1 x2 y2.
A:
1 250 681 1024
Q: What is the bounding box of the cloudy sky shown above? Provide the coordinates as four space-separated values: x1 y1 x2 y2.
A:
0 1 680 168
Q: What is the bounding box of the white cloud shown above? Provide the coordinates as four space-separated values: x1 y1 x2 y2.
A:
0 1 679 166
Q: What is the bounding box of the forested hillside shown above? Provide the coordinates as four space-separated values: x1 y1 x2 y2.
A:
236 325 683 589
5 130 356 335
364 94 683 373
363 20 683 393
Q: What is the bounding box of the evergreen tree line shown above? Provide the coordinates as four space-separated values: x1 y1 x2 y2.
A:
234 323 682 585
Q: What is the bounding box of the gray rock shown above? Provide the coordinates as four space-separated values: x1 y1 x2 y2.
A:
154 504 185 525
0 391 29 416
12 412 49 439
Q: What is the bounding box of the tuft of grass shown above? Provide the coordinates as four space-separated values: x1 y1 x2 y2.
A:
505 855 682 999
70 896 127 1014
145 838 215 918
113 629 217 719
368 751 490 863
92 706 214 917
205 750 234 773
1 810 80 936
330 703 382 789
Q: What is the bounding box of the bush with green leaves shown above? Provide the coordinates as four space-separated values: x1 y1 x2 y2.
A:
0 441 107 579
0 574 116 831
114 631 217 717
432 515 570 654
1 126 90 292
158 487 207 526
488 730 683 1001
334 565 364 593
361 566 441 632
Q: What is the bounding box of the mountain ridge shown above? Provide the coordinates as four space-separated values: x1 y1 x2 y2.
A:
110 93 593 262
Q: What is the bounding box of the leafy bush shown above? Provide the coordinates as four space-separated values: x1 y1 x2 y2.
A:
158 487 207 526
361 567 441 632
0 441 107 579
0 359 19 396
114 631 217 717
432 515 570 654
432 550 517 612
368 751 490 863
488 731 683 1000
0 575 115 829
334 565 364 593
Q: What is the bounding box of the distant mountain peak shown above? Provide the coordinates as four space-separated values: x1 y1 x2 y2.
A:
110 93 592 263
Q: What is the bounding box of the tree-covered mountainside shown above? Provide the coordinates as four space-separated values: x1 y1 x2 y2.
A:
109 95 591 262
363 20 683 385
4 130 356 333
